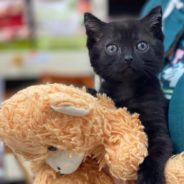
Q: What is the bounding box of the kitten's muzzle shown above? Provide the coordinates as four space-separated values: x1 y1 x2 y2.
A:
124 55 133 65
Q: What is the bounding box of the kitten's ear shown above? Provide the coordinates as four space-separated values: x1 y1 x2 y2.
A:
84 13 105 41
142 6 163 40
142 6 162 28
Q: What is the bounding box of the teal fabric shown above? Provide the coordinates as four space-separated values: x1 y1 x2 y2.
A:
141 0 168 16
142 0 184 98
169 74 184 153
142 0 184 154
141 0 184 53
160 46 184 100
164 8 184 53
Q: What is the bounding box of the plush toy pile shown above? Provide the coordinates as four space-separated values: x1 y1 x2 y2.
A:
0 83 183 184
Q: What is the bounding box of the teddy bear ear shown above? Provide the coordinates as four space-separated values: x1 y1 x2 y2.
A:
51 105 90 117
49 93 90 117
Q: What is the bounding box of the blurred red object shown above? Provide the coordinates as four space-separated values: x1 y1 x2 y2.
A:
0 14 24 28
78 0 91 12
0 0 29 41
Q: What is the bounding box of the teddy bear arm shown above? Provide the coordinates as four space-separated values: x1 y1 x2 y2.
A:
33 161 113 184
165 153 184 184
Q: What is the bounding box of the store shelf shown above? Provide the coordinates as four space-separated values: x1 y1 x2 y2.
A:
0 50 93 80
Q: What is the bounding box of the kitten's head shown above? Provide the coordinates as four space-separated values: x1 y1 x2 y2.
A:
84 6 164 82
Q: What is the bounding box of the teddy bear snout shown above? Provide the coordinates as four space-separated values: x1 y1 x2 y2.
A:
47 150 85 175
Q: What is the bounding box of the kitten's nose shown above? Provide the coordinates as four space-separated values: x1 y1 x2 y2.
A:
124 55 133 64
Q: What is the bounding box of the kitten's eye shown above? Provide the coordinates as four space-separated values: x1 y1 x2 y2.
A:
48 146 58 151
106 44 119 55
136 41 149 52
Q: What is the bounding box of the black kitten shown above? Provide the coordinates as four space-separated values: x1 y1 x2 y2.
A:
84 6 173 184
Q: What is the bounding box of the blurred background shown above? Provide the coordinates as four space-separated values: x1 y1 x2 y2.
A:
0 0 183 184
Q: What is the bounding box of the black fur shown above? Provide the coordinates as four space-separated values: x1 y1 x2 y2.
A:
84 6 173 184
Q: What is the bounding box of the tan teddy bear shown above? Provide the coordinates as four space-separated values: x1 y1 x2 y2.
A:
0 83 183 184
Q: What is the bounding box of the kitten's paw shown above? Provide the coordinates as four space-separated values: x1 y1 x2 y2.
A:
137 157 165 184
137 172 164 184
137 171 165 184
86 88 97 96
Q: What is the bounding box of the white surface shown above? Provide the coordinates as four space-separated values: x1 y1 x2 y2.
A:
4 154 24 182
0 79 4 102
33 0 81 36
92 0 108 20
0 50 93 79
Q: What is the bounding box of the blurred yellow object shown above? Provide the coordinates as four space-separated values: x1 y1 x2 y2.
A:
13 55 24 66
40 73 94 88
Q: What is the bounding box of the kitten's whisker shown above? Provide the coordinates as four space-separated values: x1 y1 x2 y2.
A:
144 64 161 68
143 67 155 79
144 62 161 69
144 67 156 74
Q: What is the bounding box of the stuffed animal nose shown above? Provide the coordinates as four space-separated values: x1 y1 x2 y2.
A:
57 166 61 171
124 55 133 64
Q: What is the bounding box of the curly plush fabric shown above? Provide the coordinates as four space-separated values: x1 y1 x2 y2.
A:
34 160 113 184
165 153 184 184
0 83 183 184
0 84 147 183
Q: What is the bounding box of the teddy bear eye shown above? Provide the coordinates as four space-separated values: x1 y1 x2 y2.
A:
48 146 58 151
